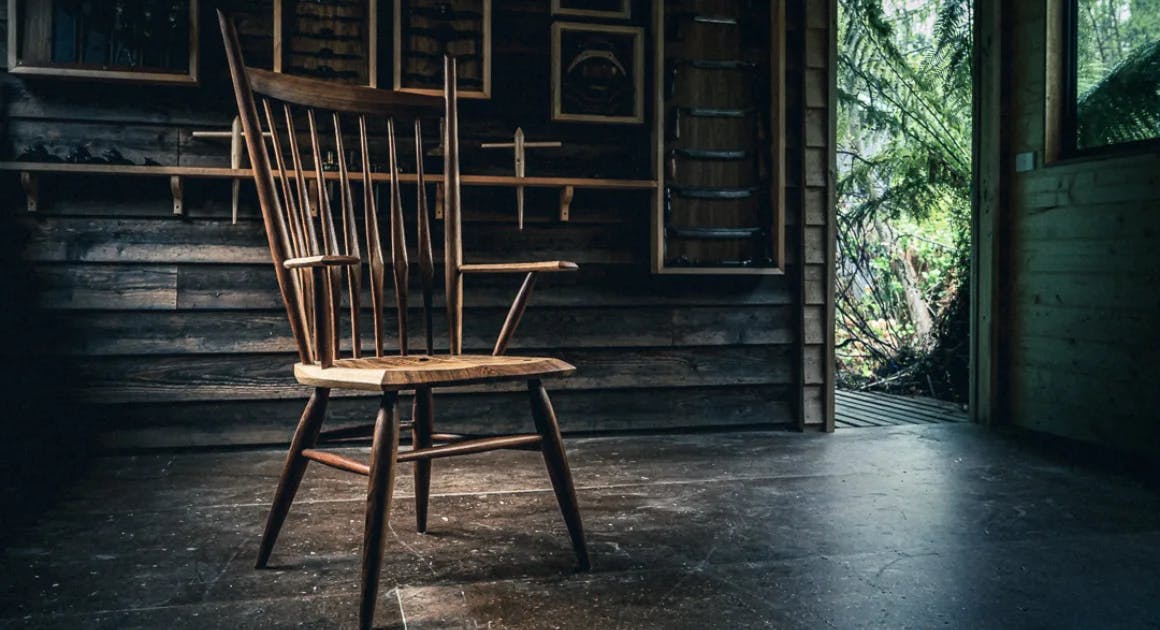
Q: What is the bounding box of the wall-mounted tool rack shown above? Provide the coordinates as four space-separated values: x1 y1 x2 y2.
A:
651 0 786 275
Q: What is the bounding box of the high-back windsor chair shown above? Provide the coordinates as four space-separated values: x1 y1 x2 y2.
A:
219 12 588 629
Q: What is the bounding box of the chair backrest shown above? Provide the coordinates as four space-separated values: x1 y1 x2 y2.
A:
218 11 468 367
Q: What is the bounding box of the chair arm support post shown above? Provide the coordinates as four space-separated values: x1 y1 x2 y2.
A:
493 272 538 356
312 266 337 367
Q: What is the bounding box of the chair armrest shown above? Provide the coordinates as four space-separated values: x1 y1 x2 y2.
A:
283 255 361 269
460 261 579 274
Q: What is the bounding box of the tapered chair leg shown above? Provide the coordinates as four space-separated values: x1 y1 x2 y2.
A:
360 392 401 630
527 379 590 571
256 387 331 569
412 386 435 533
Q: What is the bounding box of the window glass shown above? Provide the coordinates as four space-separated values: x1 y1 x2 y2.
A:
1073 0 1160 150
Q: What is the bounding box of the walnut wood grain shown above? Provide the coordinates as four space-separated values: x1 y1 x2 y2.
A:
444 57 465 355
282 255 361 269
460 261 579 274
219 10 311 364
332 113 363 358
528 379 590 570
311 266 336 368
247 67 442 115
388 119 410 356
493 272 537 356
306 108 343 359
254 387 330 569
360 391 400 630
300 448 370 476
261 99 307 260
395 434 543 463
294 354 575 390
220 16 589 623
415 120 436 355
359 115 387 357
411 386 434 533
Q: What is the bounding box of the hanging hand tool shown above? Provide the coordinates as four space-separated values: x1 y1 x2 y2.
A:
480 128 562 229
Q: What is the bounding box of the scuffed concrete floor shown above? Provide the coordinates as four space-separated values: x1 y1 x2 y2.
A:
2 423 1159 629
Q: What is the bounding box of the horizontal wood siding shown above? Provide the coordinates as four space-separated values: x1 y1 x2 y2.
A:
1 1 829 447
1001 2 1160 454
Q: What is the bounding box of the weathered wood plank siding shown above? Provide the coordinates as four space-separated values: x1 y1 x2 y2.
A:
994 1 1160 454
1 1 835 447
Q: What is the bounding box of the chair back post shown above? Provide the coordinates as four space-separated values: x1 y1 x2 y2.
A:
443 56 464 355
218 10 311 364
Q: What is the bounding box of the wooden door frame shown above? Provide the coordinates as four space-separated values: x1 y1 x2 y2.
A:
970 0 1009 426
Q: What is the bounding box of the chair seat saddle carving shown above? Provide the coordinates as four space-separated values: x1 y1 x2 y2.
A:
294 354 576 390
219 11 589 630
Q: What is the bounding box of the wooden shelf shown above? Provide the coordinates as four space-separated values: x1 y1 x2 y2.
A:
655 266 786 276
0 161 655 217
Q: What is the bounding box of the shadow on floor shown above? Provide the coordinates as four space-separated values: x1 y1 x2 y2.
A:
1 423 1158 629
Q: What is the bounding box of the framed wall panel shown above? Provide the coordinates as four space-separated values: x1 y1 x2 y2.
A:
6 0 199 85
275 0 377 87
551 0 630 20
551 22 644 124
394 0 492 99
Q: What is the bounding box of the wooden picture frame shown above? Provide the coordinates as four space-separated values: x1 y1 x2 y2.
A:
6 0 199 85
275 0 378 87
551 22 644 124
394 0 492 99
551 0 630 20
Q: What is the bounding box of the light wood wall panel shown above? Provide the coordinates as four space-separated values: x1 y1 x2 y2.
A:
993 1 1160 455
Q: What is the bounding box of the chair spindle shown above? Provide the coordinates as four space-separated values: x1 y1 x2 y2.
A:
387 119 410 356
262 98 315 359
333 113 363 358
415 119 436 355
284 105 322 254
307 108 343 360
360 115 388 357
218 13 311 364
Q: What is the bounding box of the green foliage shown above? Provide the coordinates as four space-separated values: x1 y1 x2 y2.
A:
1075 0 1160 147
836 0 972 399
1078 40 1160 147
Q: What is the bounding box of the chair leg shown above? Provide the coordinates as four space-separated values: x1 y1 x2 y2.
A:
256 387 331 569
412 386 435 533
360 391 400 630
527 379 590 571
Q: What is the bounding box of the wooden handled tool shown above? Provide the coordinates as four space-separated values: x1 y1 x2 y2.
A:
481 128 562 229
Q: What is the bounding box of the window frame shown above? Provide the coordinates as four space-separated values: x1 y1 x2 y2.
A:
1061 0 1160 158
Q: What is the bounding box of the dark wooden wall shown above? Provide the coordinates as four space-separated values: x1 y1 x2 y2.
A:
0 1 835 448
979 1 1160 455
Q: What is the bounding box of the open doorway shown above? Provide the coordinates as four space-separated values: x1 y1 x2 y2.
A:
832 0 972 427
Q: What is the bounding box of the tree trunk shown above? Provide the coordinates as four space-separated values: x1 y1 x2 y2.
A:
892 247 934 345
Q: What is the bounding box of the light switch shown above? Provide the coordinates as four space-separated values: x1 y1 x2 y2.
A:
1015 152 1036 173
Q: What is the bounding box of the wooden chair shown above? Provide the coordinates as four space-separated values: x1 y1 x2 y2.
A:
218 12 589 629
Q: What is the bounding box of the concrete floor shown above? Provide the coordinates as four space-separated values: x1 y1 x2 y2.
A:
1 423 1159 629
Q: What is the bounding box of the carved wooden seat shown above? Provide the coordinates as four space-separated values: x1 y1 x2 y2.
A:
219 12 588 630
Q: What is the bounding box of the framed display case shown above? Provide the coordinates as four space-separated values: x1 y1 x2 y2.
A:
651 1 786 274
394 0 491 99
551 0 630 20
275 0 377 86
6 0 199 85
551 22 644 124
